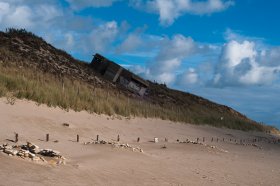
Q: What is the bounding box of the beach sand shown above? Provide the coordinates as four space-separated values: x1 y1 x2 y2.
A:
0 98 279 186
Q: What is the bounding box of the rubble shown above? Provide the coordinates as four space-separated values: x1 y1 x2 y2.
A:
179 139 203 145
84 140 144 153
0 142 66 165
177 139 229 153
238 143 262 149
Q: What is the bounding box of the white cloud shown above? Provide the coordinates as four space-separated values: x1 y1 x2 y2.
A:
259 47 280 67
0 0 63 30
0 4 33 29
156 72 176 84
150 35 196 76
177 68 199 86
132 34 198 84
212 40 280 87
131 0 234 26
117 33 144 53
0 2 10 20
35 4 62 22
66 0 121 10
64 33 75 49
89 21 119 53
222 40 256 68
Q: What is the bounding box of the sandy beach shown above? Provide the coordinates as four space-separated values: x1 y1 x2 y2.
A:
0 98 279 186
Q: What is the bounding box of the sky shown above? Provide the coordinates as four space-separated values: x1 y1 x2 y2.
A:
0 0 280 128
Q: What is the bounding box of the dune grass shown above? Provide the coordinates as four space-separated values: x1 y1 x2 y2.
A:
0 63 269 131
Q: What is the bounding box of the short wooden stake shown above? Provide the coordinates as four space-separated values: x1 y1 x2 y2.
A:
96 135 99 141
203 137 205 142
165 138 168 142
15 133 18 143
117 135 120 142
137 137 140 142
77 135 80 142
216 138 219 142
46 134 49 142
197 138 199 143
211 137 213 142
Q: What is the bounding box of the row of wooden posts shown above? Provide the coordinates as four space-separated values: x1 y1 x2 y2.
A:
12 133 280 144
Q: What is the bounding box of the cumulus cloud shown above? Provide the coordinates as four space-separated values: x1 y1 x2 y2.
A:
0 0 62 30
130 0 234 26
0 0 123 56
0 3 33 29
66 0 121 10
259 47 280 67
212 40 280 87
116 27 146 53
88 21 119 53
133 34 198 84
176 68 199 86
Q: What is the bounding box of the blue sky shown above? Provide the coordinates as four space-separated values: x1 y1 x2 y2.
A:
0 0 280 128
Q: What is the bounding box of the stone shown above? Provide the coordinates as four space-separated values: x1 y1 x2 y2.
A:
154 138 159 143
28 152 36 158
0 142 66 165
4 149 18 156
62 123 70 127
32 156 40 161
39 149 60 157
25 142 40 153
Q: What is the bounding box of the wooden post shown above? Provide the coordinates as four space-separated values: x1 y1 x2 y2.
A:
165 138 168 142
203 137 205 142
216 138 218 142
46 134 49 142
77 135 79 142
223 138 224 142
197 138 199 143
15 133 18 143
96 135 99 142
137 137 140 142
117 135 120 142
211 137 213 142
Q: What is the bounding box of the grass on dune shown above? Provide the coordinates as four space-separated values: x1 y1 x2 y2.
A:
0 63 269 131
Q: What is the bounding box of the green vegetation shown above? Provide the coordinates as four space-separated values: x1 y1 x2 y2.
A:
0 63 269 132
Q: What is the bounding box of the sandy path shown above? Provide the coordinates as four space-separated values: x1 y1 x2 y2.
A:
0 98 280 186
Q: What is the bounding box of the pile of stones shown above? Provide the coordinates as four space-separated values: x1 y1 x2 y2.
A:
0 142 66 165
239 143 262 149
112 143 143 153
84 140 144 153
178 139 203 145
177 139 229 153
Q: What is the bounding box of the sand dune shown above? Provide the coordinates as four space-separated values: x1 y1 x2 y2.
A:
0 98 279 186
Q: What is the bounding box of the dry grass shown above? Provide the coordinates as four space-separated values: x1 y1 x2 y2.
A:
0 62 270 132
